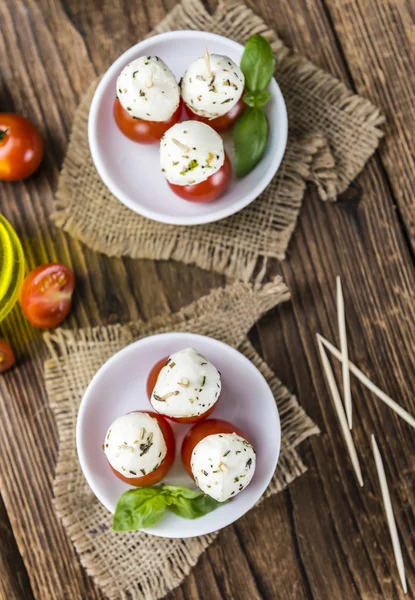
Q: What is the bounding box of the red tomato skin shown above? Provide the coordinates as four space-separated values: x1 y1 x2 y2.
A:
114 98 182 143
183 97 245 132
109 411 175 486
146 356 169 400
20 264 75 329
181 419 250 478
167 405 217 424
0 340 15 373
168 153 232 203
146 357 219 423
0 114 44 181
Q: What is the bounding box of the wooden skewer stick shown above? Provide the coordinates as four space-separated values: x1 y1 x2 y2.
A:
316 335 364 486
146 68 153 88
172 138 190 153
318 334 415 430
204 48 212 78
336 276 353 430
371 434 407 594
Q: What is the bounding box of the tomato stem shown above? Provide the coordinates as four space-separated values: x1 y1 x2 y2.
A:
0 129 8 142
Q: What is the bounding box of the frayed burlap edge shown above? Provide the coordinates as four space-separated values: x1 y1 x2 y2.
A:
44 278 319 600
52 0 383 282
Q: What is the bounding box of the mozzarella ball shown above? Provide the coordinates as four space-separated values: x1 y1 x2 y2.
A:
151 348 221 418
160 121 224 185
181 54 244 118
116 56 180 122
103 412 167 478
191 433 256 502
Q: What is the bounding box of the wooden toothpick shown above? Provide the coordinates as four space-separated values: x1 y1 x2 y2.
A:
318 334 415 430
172 138 190 153
146 67 153 88
204 48 212 78
371 434 407 594
316 335 364 487
336 276 353 429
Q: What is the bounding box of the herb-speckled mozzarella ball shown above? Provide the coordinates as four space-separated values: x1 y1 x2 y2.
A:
116 56 180 122
181 54 244 118
191 433 256 502
160 121 224 185
151 348 221 418
103 412 167 478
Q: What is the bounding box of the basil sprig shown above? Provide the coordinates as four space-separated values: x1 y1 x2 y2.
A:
234 34 275 177
113 484 225 531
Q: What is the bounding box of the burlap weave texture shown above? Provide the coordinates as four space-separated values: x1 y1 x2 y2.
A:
52 0 383 281
44 277 319 600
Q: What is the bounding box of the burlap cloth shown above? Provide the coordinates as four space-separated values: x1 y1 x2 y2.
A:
44 277 319 600
52 0 383 282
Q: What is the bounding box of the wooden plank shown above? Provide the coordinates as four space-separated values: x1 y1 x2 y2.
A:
321 0 415 252
0 495 34 600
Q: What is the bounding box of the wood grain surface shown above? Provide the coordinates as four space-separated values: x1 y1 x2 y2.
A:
0 0 414 599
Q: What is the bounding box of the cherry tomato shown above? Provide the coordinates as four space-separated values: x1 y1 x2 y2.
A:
20 264 75 329
146 357 218 423
146 356 169 400
0 340 15 373
110 411 175 486
181 418 249 478
168 153 232 203
114 98 182 144
0 113 44 181
183 97 245 132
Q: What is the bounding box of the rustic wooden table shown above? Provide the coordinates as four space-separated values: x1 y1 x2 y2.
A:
0 0 414 598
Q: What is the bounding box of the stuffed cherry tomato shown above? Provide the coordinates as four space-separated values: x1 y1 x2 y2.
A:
149 348 221 424
20 264 75 329
183 97 245 132
0 113 44 181
160 120 231 203
103 411 175 486
115 56 181 143
181 419 256 502
0 340 15 373
181 52 245 132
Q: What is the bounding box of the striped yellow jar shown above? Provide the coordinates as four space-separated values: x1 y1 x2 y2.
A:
0 215 25 323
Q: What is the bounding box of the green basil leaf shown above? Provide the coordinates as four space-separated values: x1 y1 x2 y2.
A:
113 487 166 531
240 34 275 92
233 107 269 177
168 493 225 520
243 90 272 108
161 485 202 500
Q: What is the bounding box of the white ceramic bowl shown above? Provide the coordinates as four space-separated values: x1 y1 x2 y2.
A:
88 30 288 226
76 332 281 538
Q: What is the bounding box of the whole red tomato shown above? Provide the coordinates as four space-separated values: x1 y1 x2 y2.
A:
0 340 15 373
114 98 182 144
109 411 175 486
181 419 250 478
167 153 232 203
0 114 44 181
146 357 218 423
20 264 75 328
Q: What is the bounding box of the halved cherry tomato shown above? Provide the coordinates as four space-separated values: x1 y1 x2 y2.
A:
0 113 44 181
181 418 250 478
183 97 245 132
114 98 182 144
0 340 15 373
20 264 75 329
146 357 218 423
109 411 175 486
168 153 231 203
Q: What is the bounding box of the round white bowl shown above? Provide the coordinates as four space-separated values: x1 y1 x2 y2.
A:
76 332 281 538
88 30 288 226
